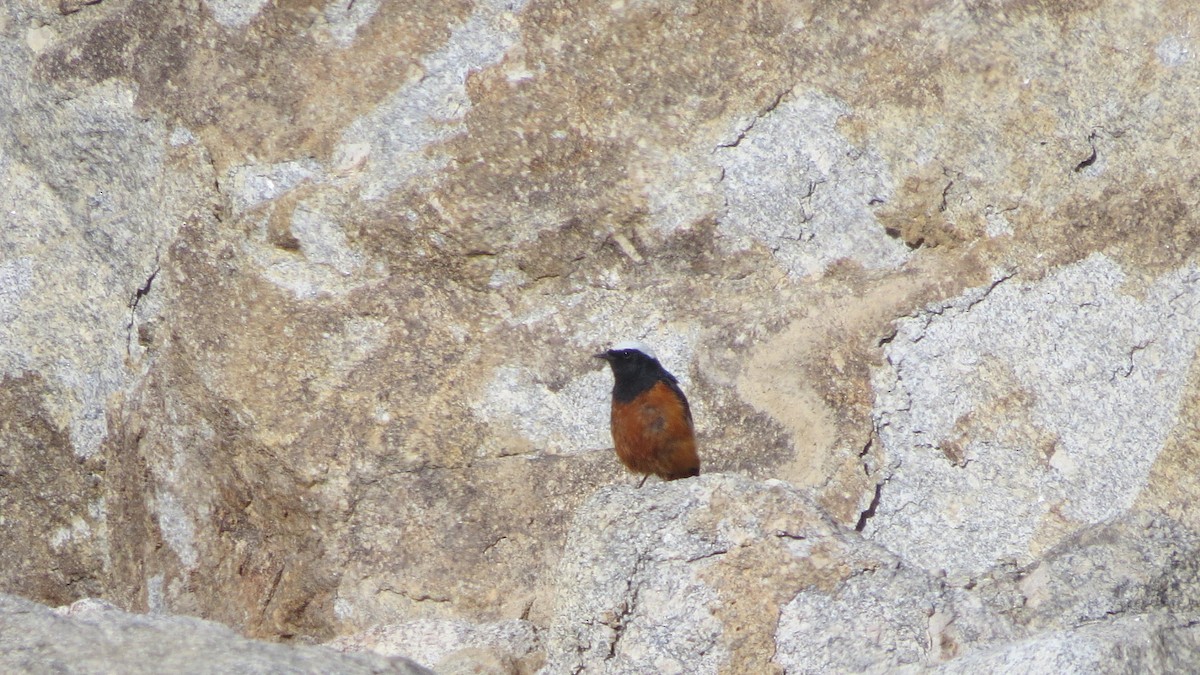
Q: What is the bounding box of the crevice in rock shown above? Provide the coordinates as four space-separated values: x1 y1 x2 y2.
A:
59 0 103 16
202 147 229 223
261 566 285 622
377 585 452 604
713 86 793 150
125 263 161 356
1074 132 1098 172
130 266 160 311
481 535 509 557
685 548 730 563
962 271 1016 312
855 481 883 532
602 588 637 663
860 436 875 476
601 553 649 663
903 271 1016 334
1111 339 1155 381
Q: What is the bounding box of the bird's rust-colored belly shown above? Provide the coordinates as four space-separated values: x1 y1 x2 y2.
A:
610 380 699 480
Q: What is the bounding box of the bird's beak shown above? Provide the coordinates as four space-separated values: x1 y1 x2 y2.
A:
594 351 612 361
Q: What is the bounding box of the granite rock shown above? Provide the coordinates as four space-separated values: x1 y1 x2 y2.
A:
1 0 1200 671
0 593 431 674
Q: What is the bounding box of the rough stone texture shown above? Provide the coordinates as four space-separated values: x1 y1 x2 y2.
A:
716 91 909 278
0 372 107 606
933 614 1200 675
330 618 544 674
2 0 1200 671
543 475 1014 674
0 593 432 674
868 254 1200 578
544 476 1200 674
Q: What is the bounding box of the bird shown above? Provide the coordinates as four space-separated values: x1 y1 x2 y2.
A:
594 341 699 483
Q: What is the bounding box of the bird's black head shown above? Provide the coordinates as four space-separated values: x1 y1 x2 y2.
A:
594 341 675 402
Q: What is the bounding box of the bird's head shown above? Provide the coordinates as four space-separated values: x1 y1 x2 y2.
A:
594 340 661 379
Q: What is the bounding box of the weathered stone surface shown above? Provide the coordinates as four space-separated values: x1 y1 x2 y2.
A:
0 372 106 606
2 0 1200 670
933 614 1200 675
542 475 1014 674
544 476 1200 674
867 253 1200 578
0 594 431 674
331 617 543 674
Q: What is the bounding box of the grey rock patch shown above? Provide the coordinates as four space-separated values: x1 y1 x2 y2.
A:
320 0 383 48
336 0 528 201
1 594 432 674
1014 510 1200 629
542 477 737 674
869 254 1200 577
154 490 199 570
715 91 908 278
0 257 32 324
201 0 270 29
544 474 1023 674
224 159 325 216
934 613 1200 675
329 617 542 673
1156 35 1193 67
473 365 612 455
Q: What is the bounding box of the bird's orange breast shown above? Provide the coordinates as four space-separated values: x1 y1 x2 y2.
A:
610 380 699 480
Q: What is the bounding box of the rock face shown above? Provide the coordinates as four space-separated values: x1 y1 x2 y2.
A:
544 476 1200 673
0 594 432 674
2 0 1200 671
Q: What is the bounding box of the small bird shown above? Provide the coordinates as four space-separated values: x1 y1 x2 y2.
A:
595 341 700 483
